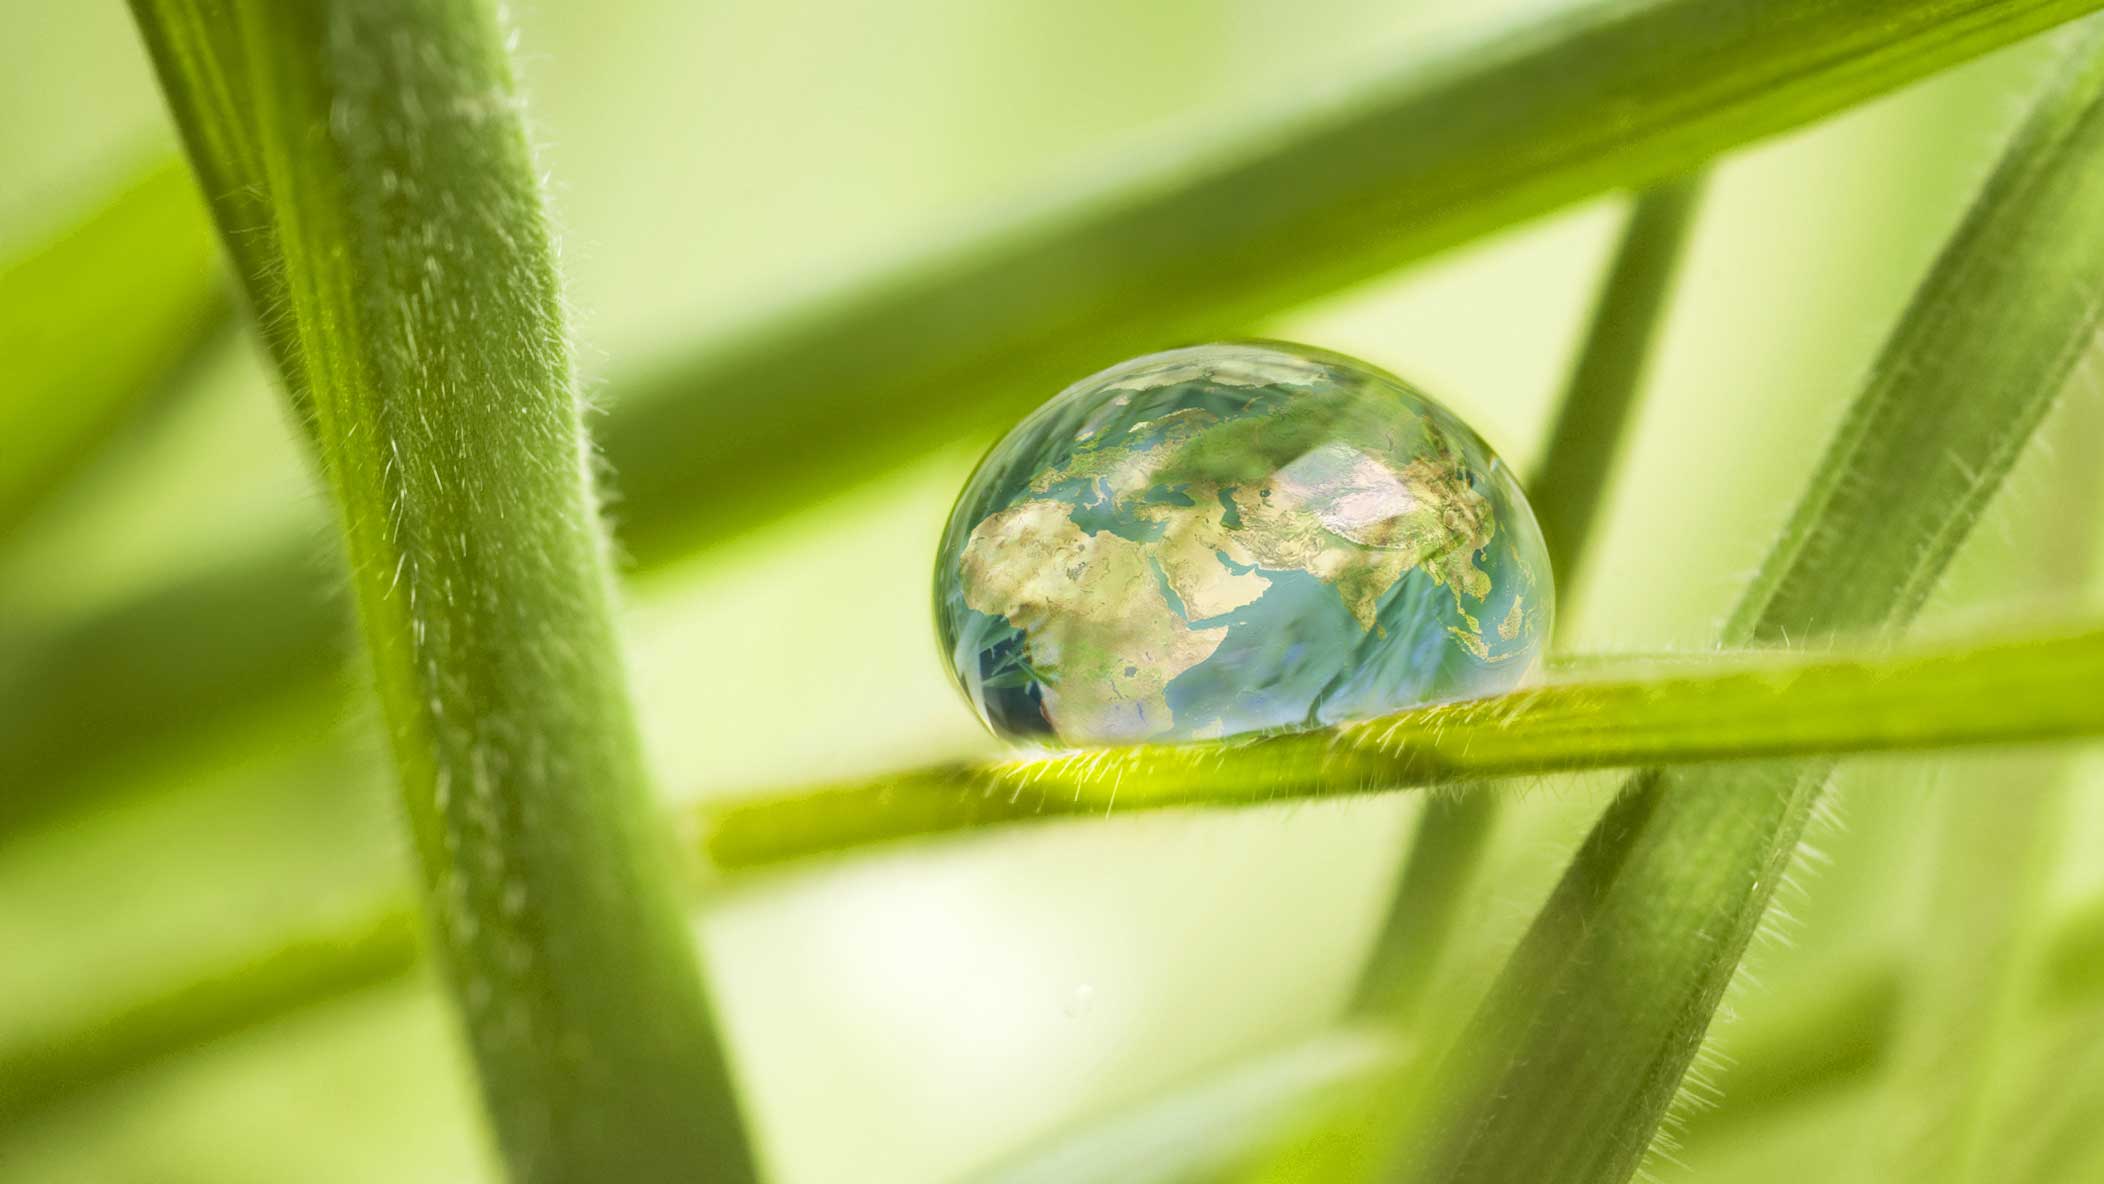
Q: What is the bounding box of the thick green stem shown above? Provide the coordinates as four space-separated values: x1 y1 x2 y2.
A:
1396 22 2104 1184
187 2 761 1178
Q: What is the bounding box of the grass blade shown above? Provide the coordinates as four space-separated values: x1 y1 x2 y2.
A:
0 159 229 535
188 2 762 1176
15 0 2102 835
702 622 2104 870
1350 176 1707 1020
1394 22 2104 1184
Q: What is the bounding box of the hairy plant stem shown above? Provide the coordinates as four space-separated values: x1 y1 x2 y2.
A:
164 2 764 1178
702 622 2104 869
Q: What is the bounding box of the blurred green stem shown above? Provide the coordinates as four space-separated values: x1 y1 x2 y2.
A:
1346 789 1501 1021
0 160 230 536
969 1027 1407 1184
0 910 418 1126
1349 176 1706 1021
1531 176 1706 596
1882 759 2066 1181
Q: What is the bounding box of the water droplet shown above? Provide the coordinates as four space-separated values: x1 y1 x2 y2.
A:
1064 983 1096 1019
935 342 1552 745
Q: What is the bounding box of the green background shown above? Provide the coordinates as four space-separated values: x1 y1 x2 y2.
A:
3 2 2101 1181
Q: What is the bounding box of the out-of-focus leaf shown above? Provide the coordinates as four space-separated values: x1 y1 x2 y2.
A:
1875 381 2104 1183
0 159 228 536
0 910 417 1125
1879 757 2066 1181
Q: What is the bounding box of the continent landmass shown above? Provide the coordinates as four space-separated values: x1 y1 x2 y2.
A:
961 392 1501 742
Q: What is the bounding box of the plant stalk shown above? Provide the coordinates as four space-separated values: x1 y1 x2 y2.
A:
204 1 762 1177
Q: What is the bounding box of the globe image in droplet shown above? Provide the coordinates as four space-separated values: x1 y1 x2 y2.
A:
934 341 1553 746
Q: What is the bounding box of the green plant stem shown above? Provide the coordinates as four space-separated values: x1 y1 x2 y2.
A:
1394 22 2104 1184
206 2 760 1178
1349 176 1707 1021
15 0 2100 839
0 159 230 536
701 623 2104 870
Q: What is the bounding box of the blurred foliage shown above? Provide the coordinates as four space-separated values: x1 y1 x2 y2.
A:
0 160 227 537
4 2 2104 1183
